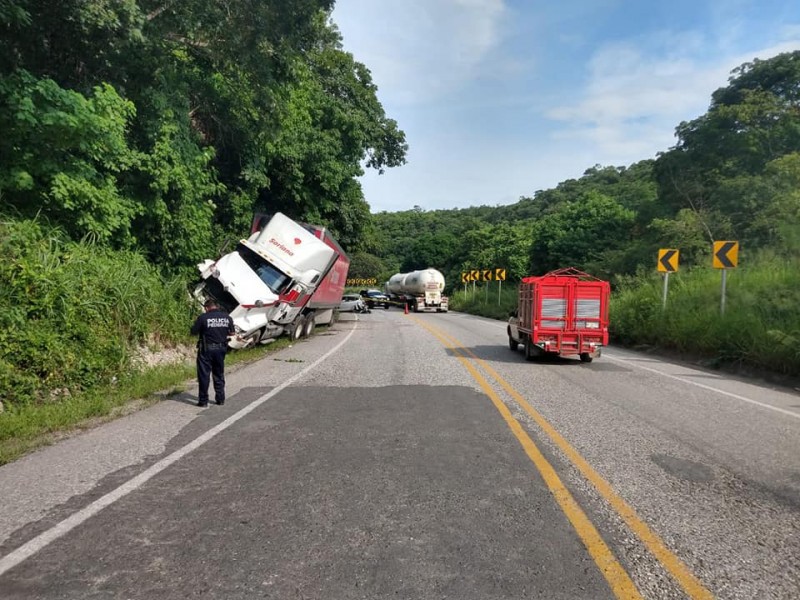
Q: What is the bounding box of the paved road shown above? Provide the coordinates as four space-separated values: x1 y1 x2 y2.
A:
0 310 798 599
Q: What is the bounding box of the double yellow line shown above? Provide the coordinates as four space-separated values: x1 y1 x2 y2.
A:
410 316 714 600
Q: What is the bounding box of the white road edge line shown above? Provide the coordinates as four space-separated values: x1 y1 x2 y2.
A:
0 324 358 577
487 319 798 419
603 354 800 420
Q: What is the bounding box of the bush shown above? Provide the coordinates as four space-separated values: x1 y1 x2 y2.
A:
449 285 518 320
0 217 195 407
611 254 800 375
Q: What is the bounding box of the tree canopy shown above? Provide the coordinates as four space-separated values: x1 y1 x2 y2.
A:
0 0 407 272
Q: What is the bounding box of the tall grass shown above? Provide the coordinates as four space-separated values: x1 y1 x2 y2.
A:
611 252 800 375
0 217 196 408
449 284 518 320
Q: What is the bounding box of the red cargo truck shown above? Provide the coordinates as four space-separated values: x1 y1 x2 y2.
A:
507 267 610 363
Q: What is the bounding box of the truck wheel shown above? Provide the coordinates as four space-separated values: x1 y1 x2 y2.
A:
303 316 316 337
290 317 305 341
508 334 517 351
524 337 538 361
579 353 593 363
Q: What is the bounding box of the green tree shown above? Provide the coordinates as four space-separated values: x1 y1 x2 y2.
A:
529 192 636 276
348 251 387 281
654 51 800 246
0 71 139 244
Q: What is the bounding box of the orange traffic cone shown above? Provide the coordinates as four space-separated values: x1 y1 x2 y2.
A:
404 302 409 314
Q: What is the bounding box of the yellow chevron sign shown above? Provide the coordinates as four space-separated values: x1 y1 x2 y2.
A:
461 272 469 283
657 249 679 273
495 268 506 281
713 241 739 269
482 269 493 281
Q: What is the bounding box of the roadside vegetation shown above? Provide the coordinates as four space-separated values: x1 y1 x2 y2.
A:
612 252 800 376
367 52 800 381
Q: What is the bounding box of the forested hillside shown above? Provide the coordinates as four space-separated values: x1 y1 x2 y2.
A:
364 52 800 294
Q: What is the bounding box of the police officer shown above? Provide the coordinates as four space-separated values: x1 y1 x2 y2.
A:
190 299 234 407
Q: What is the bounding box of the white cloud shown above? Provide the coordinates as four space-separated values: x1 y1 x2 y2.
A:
546 34 800 163
331 0 507 106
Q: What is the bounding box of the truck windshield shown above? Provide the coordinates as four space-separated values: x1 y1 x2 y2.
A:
237 244 291 294
199 278 237 314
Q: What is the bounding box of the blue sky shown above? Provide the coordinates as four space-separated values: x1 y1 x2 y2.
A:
330 0 800 213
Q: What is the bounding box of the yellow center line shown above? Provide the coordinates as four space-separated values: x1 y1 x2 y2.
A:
409 316 643 599
411 315 715 600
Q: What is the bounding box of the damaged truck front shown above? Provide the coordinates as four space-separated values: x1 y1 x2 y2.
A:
194 212 349 349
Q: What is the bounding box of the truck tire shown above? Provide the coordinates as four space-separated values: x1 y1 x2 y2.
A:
289 317 305 341
579 352 593 363
524 336 538 361
508 334 517 351
303 316 316 337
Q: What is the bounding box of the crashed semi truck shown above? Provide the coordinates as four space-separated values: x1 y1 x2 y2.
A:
385 268 449 312
194 212 349 349
507 267 609 363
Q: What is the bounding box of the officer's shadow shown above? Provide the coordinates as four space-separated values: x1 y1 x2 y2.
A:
164 390 201 406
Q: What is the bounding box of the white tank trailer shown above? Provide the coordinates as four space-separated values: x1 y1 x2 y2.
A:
385 269 449 312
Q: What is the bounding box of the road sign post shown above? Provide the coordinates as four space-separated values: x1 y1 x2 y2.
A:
713 241 739 315
662 272 670 309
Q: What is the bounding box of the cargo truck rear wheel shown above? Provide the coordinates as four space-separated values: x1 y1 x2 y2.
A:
579 353 593 363
524 336 538 361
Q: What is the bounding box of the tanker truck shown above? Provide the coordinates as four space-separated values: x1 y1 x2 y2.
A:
385 269 449 313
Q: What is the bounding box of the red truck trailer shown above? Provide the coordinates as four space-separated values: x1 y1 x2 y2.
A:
507 267 610 362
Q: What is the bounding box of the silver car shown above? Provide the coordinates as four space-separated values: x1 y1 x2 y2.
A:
339 294 367 313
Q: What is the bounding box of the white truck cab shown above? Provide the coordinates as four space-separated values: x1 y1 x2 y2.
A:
195 213 339 348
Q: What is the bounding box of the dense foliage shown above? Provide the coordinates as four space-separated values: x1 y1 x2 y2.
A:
0 0 407 273
611 252 800 376
0 0 406 407
0 218 194 405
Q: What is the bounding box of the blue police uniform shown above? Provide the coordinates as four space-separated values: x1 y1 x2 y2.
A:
190 306 234 406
